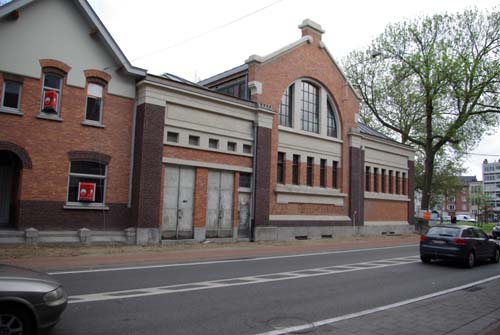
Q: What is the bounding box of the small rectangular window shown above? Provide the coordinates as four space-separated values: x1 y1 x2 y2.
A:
381 169 386 193
389 170 393 193
332 161 338 189
239 172 252 188
320 159 326 187
373 168 379 192
209 138 219 149
2 80 22 110
189 135 200 146
292 154 300 185
167 132 179 143
365 166 371 192
41 73 62 115
277 152 285 184
396 171 400 194
227 142 237 152
67 161 107 205
402 172 406 195
307 157 314 186
85 83 103 123
243 144 252 154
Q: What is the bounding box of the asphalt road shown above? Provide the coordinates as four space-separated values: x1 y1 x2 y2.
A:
49 244 500 335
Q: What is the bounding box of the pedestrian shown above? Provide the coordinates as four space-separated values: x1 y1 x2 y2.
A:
451 215 457 224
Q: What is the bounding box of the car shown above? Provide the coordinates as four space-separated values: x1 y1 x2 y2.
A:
456 214 476 223
420 225 500 268
0 264 67 335
442 215 451 222
492 224 500 239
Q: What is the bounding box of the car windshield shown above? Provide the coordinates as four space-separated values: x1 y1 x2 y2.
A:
427 227 461 237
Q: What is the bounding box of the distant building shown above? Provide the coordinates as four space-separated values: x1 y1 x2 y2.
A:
443 176 477 218
482 159 500 218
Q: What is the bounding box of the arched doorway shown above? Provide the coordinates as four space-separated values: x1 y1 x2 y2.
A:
0 151 22 228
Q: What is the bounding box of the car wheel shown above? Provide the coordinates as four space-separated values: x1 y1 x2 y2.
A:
491 248 500 264
420 255 431 264
0 305 35 335
465 251 475 268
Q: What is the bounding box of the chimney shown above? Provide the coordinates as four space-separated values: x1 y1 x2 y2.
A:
298 19 324 41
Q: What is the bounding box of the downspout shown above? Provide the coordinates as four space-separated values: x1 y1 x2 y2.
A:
128 96 138 209
250 120 257 242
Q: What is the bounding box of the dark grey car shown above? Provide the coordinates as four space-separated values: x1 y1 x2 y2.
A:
420 225 500 268
0 264 67 335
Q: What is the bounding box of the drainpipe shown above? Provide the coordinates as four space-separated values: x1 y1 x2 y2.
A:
250 121 257 241
352 210 357 234
128 98 138 209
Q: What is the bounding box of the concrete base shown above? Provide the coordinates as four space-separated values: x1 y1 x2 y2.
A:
194 227 206 241
136 228 160 245
254 225 414 241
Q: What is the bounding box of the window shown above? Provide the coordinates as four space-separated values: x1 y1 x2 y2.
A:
327 100 338 137
320 159 326 187
209 138 219 149
292 154 300 185
301 82 319 133
396 172 400 194
227 142 237 152
2 80 22 111
462 204 467 211
389 170 393 193
67 160 107 205
449 196 456 202
85 83 103 123
365 166 370 192
279 84 294 127
167 132 179 143
373 168 379 192
448 204 456 210
243 144 252 154
41 73 62 115
332 161 338 189
307 157 314 186
381 169 386 193
189 135 200 146
402 172 406 195
239 173 251 188
277 152 285 184
216 79 247 99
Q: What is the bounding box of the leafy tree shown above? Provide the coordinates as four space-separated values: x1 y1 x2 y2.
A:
343 8 500 210
468 187 493 223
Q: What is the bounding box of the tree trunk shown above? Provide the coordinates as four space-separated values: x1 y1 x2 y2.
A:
421 151 435 211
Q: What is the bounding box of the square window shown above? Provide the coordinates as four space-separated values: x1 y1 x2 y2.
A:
209 138 219 149
67 161 107 205
41 73 62 115
85 83 103 123
189 135 200 146
167 132 179 143
239 173 252 188
227 142 237 152
2 80 22 110
243 144 252 154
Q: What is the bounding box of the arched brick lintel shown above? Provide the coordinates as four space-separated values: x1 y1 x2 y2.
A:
0 141 33 169
67 151 111 164
39 59 71 74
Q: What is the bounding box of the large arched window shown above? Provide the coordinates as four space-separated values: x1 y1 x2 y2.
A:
327 99 338 138
300 81 319 133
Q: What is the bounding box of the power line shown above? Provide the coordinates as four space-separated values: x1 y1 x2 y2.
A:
464 152 500 157
128 0 285 63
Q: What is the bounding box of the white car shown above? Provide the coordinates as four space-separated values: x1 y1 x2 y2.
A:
456 214 476 223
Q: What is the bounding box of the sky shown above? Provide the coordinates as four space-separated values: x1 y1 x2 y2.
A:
85 0 500 179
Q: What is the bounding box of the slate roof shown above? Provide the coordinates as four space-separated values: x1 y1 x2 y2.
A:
460 176 478 184
358 122 395 142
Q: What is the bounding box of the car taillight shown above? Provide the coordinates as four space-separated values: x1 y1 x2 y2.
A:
420 235 426 241
453 238 467 245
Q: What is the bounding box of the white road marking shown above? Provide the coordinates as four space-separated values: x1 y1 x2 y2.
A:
50 244 418 275
254 274 500 335
68 255 420 304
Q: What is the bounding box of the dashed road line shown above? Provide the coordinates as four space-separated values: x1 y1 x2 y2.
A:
68 255 420 304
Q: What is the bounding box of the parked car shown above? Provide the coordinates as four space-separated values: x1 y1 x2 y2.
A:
0 264 68 335
420 225 500 268
456 214 476 223
442 215 451 222
492 224 500 239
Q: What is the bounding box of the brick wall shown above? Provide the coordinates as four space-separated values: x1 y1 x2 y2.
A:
165 146 252 168
365 199 408 222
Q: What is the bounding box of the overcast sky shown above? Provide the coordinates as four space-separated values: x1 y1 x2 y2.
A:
87 0 500 179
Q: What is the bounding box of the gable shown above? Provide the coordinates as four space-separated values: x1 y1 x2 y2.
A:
0 0 144 98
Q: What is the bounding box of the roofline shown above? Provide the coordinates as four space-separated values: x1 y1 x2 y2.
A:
245 36 313 64
360 132 416 153
198 64 248 87
0 0 147 78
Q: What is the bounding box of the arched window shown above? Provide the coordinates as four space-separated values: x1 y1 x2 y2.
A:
300 81 319 133
327 99 338 138
279 84 294 127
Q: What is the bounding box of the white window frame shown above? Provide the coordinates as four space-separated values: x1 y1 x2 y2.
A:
1 80 22 113
40 73 63 117
84 83 104 125
66 160 108 208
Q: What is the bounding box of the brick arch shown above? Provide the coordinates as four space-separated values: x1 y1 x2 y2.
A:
84 69 112 84
0 142 32 169
39 59 71 74
67 151 111 164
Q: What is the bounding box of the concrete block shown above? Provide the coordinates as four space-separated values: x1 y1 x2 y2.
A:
194 227 206 241
124 227 136 245
25 228 39 245
254 226 278 241
78 228 92 245
136 228 160 245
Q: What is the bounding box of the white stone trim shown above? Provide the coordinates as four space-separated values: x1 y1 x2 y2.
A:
245 36 313 64
364 221 408 226
248 81 262 95
162 158 252 173
269 215 351 221
364 192 410 202
275 185 346 205
298 19 325 34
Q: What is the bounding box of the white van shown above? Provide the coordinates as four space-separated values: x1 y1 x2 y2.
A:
456 214 476 223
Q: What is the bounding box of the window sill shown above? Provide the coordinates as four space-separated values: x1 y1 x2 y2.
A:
81 120 105 128
63 204 110 211
0 108 23 116
278 125 342 143
37 113 63 122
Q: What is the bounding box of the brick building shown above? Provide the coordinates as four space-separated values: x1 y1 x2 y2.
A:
0 0 415 244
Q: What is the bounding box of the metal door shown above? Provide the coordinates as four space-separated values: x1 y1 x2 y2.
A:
0 164 13 226
238 192 251 238
162 165 195 239
206 170 233 238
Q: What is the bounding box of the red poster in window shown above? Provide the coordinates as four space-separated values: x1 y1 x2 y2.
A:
78 182 96 202
43 90 58 111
